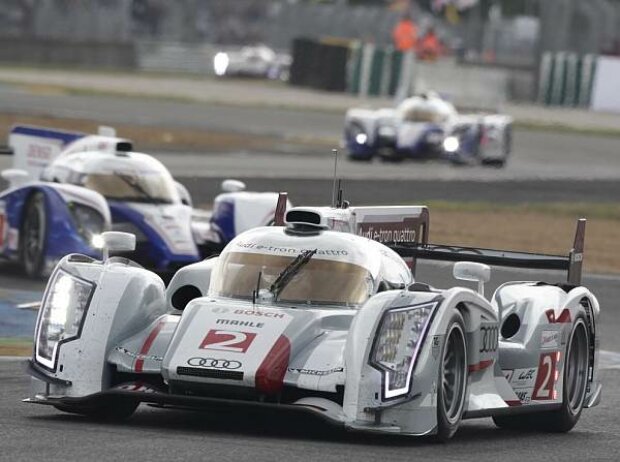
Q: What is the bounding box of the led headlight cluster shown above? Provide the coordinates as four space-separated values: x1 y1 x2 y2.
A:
35 269 95 371
371 302 437 399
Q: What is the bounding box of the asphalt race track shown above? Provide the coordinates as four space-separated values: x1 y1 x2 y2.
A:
1 358 619 462
1 86 620 460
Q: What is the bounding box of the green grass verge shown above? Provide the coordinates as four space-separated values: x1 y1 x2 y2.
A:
0 337 32 357
424 201 620 221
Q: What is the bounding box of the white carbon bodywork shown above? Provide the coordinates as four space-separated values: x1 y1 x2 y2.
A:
26 207 601 438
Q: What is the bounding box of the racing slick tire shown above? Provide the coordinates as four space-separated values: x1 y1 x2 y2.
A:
54 398 139 421
19 192 47 278
493 318 589 432
434 311 468 442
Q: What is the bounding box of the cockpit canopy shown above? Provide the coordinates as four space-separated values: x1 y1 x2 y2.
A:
44 151 180 204
397 93 456 124
209 227 412 307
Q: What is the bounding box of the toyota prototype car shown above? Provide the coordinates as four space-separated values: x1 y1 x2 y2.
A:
0 125 288 277
24 203 600 441
344 92 513 166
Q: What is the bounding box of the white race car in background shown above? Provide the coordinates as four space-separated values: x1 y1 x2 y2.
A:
0 125 289 276
213 44 291 81
345 92 513 166
25 198 599 441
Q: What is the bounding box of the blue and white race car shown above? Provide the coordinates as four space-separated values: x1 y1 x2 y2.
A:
344 92 513 166
0 125 288 277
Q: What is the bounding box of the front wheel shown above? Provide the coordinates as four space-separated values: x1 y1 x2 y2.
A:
493 318 590 432
20 192 47 278
434 311 468 442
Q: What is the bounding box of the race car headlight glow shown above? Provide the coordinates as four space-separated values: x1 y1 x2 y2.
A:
371 302 437 399
355 133 368 145
214 52 229 76
68 203 105 247
35 269 95 371
443 136 460 153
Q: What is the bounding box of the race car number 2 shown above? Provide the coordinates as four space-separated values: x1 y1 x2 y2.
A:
533 352 560 400
199 329 257 353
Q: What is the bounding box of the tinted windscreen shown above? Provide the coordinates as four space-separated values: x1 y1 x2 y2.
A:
83 172 178 204
211 251 372 306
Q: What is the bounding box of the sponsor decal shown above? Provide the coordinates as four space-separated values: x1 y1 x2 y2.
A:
115 346 163 362
515 389 532 404
510 368 537 388
233 309 285 319
545 309 572 324
216 318 264 328
532 351 561 400
541 330 560 349
114 382 158 393
503 370 514 382
199 329 257 353
432 336 441 360
187 357 242 369
479 324 499 353
357 221 418 244
287 367 344 376
27 143 53 162
235 241 349 257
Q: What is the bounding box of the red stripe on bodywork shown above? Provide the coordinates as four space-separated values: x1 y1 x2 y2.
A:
545 309 572 324
505 400 522 407
255 335 291 395
134 320 165 373
468 359 494 373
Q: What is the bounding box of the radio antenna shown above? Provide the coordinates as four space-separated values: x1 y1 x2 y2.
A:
331 148 339 208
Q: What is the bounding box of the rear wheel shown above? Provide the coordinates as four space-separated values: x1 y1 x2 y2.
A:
434 312 468 442
493 318 589 432
20 192 47 278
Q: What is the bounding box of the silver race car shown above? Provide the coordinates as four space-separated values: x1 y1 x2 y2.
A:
24 202 600 441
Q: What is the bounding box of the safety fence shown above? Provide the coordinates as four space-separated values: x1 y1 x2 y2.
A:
290 38 415 98
537 52 598 108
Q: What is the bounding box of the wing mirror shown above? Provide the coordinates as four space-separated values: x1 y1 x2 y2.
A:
1 169 29 187
221 179 246 192
95 232 136 261
453 261 491 296
175 181 193 207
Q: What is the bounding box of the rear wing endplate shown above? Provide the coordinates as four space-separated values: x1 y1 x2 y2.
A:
389 218 586 285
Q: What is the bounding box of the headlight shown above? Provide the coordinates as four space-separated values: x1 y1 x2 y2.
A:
370 302 437 400
443 136 460 153
35 269 95 371
214 52 229 76
69 203 105 246
348 124 368 145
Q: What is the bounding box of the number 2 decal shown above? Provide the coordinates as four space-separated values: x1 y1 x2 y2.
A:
533 352 561 400
199 329 257 353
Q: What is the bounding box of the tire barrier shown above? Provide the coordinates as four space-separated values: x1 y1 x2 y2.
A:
290 38 415 98
290 37 349 92
537 52 597 108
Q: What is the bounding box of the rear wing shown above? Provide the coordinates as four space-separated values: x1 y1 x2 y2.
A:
389 218 586 285
6 125 132 179
281 203 430 270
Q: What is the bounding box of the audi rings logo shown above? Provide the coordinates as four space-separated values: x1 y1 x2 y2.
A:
187 357 242 370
